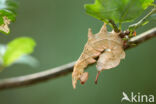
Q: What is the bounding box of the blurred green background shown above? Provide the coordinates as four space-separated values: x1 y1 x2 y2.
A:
0 0 156 104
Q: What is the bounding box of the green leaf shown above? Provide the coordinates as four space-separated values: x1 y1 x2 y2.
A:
3 37 36 66
149 13 156 20
0 44 6 65
141 0 154 9
0 0 18 34
14 55 39 67
85 0 154 23
128 7 156 31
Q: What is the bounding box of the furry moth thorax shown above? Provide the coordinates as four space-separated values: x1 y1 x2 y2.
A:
72 23 125 89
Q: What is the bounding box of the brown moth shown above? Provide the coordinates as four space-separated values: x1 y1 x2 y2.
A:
72 23 125 89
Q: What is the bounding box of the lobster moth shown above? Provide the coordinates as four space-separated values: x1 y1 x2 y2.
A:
72 23 125 89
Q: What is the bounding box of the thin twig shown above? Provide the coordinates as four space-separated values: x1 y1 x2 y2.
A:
0 61 75 90
0 28 155 90
109 19 120 33
124 27 156 49
129 7 156 31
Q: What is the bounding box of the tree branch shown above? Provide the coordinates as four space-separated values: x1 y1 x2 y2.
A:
124 27 156 49
0 28 155 90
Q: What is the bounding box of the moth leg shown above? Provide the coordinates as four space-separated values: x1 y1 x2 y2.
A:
95 71 101 84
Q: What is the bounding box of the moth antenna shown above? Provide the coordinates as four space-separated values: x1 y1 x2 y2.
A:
95 71 101 84
88 28 93 40
100 23 107 33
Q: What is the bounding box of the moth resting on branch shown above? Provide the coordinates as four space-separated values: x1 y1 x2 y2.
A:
72 23 125 89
